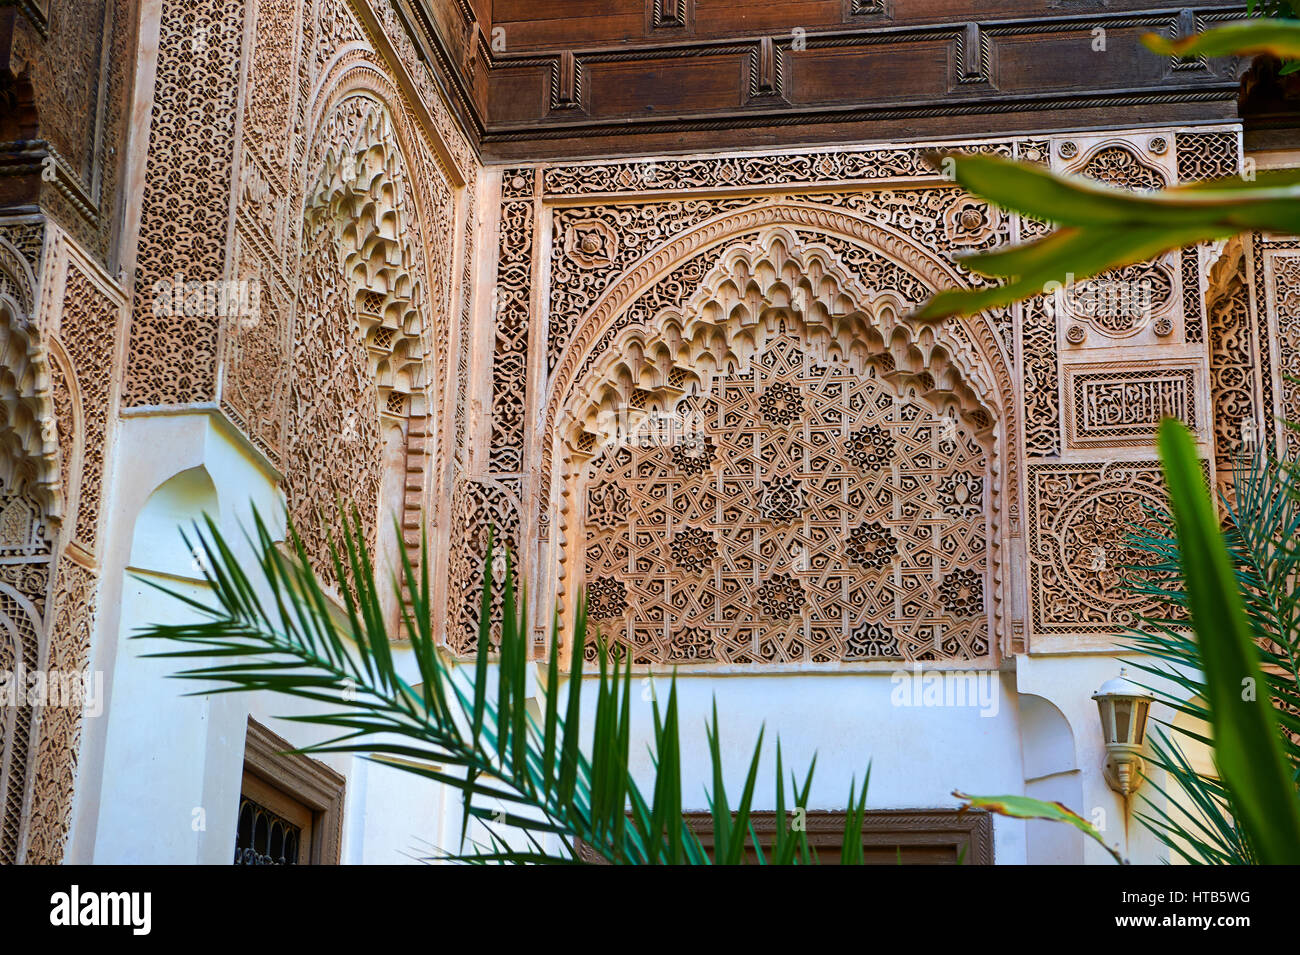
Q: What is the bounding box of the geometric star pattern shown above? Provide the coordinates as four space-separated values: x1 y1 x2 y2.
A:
583 330 990 664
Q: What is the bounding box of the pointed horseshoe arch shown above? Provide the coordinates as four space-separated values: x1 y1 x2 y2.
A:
538 201 1019 666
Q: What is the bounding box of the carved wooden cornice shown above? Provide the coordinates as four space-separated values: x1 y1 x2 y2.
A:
388 2 1246 160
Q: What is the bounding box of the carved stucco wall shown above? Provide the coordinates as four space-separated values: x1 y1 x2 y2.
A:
457 125 1249 666
123 0 472 587
0 220 127 864
0 0 477 862
1 0 136 267
3 2 1294 868
0 1 1280 859
0 0 139 862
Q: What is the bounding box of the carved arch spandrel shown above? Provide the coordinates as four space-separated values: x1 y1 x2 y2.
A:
545 202 1013 413
562 229 994 448
541 213 1017 667
541 203 1018 519
289 85 443 599
1204 236 1260 506
0 295 61 528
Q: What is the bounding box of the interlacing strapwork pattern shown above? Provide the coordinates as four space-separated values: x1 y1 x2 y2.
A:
493 171 535 474
1181 247 1205 344
23 555 96 865
1175 130 1241 184
125 0 246 407
447 171 534 654
0 518 46 865
1271 247 1300 458
1022 295 1060 458
59 267 116 552
446 478 521 655
1207 242 1261 500
582 331 991 665
286 228 383 573
464 129 1246 660
1027 461 1177 635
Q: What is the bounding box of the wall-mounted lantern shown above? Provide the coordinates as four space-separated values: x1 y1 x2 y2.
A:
1092 667 1155 797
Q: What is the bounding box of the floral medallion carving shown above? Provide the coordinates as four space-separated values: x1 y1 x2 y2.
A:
845 423 895 471
588 577 629 619
943 196 1004 247
581 330 992 665
845 520 899 569
1060 260 1175 340
1076 144 1167 191
670 526 717 573
564 217 618 268
759 380 804 426
1027 461 1182 635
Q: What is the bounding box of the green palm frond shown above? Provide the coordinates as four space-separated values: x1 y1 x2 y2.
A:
133 506 873 864
1134 729 1253 865
1123 426 1300 863
910 15 1300 321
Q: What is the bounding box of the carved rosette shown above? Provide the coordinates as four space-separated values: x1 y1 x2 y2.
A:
1027 461 1181 636
557 227 1001 665
581 332 991 665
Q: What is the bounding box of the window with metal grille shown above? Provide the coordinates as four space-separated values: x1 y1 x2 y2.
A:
235 720 345 865
234 794 304 865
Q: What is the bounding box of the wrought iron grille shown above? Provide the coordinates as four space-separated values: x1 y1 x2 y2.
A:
234 796 302 865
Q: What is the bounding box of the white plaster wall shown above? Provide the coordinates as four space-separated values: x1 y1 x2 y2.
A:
554 669 1029 864
72 411 1195 865
1017 652 1187 865
76 412 446 865
448 654 1186 865
1019 693 1085 864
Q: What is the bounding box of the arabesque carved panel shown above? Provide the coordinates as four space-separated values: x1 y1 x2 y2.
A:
1066 365 1197 448
582 330 991 664
1027 461 1177 636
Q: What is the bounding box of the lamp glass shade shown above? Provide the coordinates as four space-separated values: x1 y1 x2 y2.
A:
1093 668 1154 745
1112 699 1134 743
1130 698 1150 745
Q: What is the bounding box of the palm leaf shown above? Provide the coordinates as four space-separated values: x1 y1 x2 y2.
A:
1155 419 1300 864
953 792 1125 864
136 505 872 864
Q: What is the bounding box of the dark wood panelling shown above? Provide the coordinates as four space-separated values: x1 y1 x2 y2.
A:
684 809 995 865
697 1 848 38
402 2 1247 160
789 39 951 103
481 96 1235 161
492 0 1233 51
486 65 550 123
993 26 1173 93
587 55 745 115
